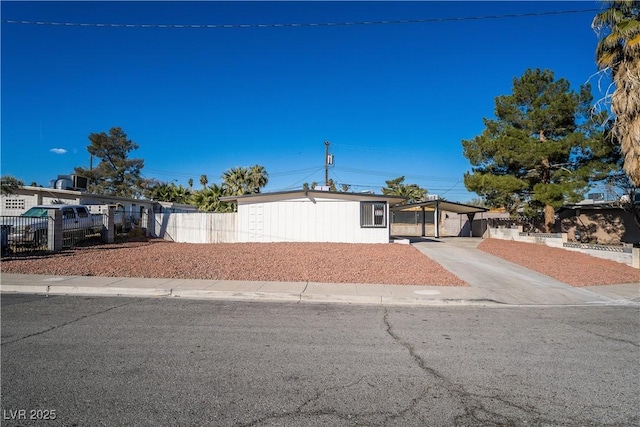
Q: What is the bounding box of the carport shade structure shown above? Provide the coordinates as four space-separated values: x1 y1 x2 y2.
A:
391 199 488 238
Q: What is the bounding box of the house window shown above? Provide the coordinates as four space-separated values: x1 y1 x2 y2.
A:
361 202 387 228
5 199 25 210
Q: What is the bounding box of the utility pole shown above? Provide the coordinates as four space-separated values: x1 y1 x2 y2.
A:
324 140 333 187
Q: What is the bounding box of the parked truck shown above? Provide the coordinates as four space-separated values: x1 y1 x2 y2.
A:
1 204 106 248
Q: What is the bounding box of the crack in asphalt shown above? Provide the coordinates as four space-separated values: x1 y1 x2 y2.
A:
566 323 639 347
298 281 309 303
238 376 375 426
382 307 563 426
1 298 146 346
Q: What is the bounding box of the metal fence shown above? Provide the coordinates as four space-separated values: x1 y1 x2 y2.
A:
1 216 50 255
0 214 114 257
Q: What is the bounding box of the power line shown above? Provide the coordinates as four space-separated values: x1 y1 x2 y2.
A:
2 8 599 30
332 142 408 155
332 166 460 182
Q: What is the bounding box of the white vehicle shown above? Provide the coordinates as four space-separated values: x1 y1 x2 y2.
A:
1 204 105 247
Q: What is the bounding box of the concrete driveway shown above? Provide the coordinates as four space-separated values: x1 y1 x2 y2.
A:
409 237 638 305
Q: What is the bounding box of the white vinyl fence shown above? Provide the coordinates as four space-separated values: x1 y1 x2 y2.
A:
151 213 237 243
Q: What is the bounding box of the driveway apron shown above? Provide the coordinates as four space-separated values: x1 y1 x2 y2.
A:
411 238 617 305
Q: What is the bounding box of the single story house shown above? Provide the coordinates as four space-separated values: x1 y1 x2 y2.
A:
1 185 196 228
557 199 640 244
221 189 407 244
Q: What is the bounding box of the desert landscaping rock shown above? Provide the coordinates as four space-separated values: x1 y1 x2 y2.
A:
0 240 467 286
478 239 640 286
3 239 638 287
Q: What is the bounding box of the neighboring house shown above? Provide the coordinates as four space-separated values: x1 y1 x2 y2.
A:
1 185 196 227
221 189 406 243
391 199 491 238
557 199 640 244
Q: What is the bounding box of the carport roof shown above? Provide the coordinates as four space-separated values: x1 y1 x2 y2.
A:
392 199 488 214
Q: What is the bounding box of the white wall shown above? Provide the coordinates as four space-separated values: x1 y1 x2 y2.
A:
151 213 237 243
1 192 80 215
237 197 390 243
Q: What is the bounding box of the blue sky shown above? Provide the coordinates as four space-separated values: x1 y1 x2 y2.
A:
1 1 607 202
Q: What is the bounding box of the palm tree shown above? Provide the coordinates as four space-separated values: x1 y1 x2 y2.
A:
248 164 268 193
221 165 269 196
191 183 233 212
199 174 208 190
222 166 248 196
188 178 193 190
151 182 173 202
172 184 191 204
382 176 427 203
593 1 640 186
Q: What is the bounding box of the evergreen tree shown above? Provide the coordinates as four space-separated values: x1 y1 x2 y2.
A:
462 68 618 231
75 127 144 197
1 175 24 195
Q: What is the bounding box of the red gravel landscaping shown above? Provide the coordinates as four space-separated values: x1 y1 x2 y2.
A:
477 238 640 286
0 240 468 286
2 238 638 287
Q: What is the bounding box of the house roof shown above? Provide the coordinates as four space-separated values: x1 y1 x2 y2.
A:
12 186 179 208
556 202 626 214
220 189 407 205
391 199 489 215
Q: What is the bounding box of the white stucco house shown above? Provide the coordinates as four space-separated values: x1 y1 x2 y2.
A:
221 190 407 244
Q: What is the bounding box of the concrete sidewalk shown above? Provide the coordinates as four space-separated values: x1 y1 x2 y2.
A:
1 272 638 306
1 237 638 306
0 273 500 306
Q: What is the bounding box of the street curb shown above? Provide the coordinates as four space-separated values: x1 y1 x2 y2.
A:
48 286 172 297
300 293 382 304
381 297 507 306
0 285 510 306
1 285 172 298
2 283 638 307
1 285 50 294
169 289 302 302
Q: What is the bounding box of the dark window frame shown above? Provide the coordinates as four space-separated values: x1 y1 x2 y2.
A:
360 201 387 228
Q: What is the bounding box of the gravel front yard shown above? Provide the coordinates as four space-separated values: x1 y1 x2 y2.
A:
477 239 640 286
2 238 638 287
0 240 467 286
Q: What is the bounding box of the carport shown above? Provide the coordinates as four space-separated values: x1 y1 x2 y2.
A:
391 199 488 238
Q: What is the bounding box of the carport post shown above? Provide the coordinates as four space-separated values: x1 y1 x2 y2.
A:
434 200 440 238
466 212 476 237
421 206 426 237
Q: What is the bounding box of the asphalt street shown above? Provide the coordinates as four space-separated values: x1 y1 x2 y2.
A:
1 294 639 426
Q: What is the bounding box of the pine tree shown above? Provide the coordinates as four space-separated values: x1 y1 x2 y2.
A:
462 69 618 231
75 127 144 197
